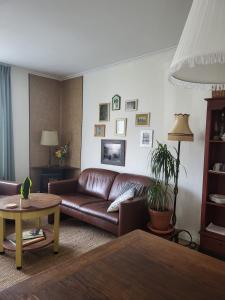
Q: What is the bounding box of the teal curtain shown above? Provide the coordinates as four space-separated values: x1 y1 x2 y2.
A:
0 64 15 180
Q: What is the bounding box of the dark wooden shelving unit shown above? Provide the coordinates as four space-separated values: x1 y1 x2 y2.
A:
200 97 225 257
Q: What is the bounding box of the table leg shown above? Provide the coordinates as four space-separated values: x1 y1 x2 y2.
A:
53 207 60 254
15 214 22 269
0 217 5 254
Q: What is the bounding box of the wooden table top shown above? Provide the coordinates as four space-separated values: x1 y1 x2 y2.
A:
0 230 225 300
0 193 61 212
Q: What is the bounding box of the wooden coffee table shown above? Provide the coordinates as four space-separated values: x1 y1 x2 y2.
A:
0 193 61 269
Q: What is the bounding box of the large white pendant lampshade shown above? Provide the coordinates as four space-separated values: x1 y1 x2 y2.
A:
169 0 225 90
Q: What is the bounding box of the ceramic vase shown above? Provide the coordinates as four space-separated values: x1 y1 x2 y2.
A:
20 198 31 209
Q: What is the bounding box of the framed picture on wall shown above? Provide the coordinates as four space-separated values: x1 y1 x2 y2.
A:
125 99 138 111
135 113 150 126
99 103 110 122
101 139 126 166
115 118 127 136
112 95 121 111
140 130 154 147
94 124 106 137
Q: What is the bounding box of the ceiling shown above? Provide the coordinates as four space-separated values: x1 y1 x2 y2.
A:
0 0 192 79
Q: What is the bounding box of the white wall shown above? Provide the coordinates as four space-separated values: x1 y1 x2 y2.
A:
82 49 211 242
11 67 29 182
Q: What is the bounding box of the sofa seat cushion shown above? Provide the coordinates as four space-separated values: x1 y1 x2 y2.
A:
79 201 119 224
60 193 104 210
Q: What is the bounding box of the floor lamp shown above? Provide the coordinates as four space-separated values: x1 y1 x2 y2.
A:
168 114 194 227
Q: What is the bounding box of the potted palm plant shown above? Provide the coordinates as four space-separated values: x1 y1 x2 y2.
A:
147 142 176 232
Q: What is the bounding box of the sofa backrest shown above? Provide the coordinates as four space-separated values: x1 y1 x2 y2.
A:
0 180 21 196
108 173 153 201
77 168 119 200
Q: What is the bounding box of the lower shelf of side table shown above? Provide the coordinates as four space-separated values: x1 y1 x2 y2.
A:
3 228 54 252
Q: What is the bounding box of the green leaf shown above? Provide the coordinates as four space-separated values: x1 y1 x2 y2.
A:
20 177 32 199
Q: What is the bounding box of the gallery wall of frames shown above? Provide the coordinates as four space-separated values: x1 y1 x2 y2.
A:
94 95 154 166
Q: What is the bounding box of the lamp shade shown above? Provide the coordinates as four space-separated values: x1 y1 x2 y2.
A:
168 114 194 142
40 130 59 146
169 0 225 90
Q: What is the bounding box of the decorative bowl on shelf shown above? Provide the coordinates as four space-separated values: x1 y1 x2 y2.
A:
209 194 225 204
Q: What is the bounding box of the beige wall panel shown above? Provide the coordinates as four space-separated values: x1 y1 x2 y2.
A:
29 75 61 190
29 75 82 191
60 77 83 168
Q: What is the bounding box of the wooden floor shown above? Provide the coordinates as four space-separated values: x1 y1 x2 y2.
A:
0 229 225 300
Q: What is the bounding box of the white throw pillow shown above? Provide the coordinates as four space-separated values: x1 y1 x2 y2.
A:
107 188 135 213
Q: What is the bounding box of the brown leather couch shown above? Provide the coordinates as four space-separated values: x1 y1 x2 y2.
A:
48 168 153 236
0 180 21 198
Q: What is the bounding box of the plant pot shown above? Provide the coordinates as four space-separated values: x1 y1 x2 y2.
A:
20 198 31 209
148 209 173 231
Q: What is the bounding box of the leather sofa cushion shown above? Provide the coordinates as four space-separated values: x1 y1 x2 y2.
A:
61 193 104 210
79 201 119 224
108 173 153 201
77 168 118 200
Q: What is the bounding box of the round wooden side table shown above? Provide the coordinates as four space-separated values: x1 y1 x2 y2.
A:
0 193 61 269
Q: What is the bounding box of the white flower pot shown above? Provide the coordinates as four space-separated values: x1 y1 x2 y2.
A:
20 198 31 209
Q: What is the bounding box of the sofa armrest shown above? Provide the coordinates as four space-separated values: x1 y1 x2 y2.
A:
0 180 21 196
118 196 149 236
48 178 78 195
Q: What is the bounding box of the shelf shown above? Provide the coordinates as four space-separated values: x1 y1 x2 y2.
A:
208 170 225 176
3 228 53 252
209 140 225 143
31 166 78 170
200 230 225 242
207 201 225 208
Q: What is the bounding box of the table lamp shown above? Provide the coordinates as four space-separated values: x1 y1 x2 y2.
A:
168 114 194 226
40 130 59 167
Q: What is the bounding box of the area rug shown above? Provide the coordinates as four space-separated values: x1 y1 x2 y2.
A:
0 218 115 291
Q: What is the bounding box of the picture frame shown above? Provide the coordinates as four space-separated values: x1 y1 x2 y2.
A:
140 130 154 147
101 139 126 166
112 95 121 111
125 99 138 111
94 124 106 137
135 113 150 126
99 103 110 122
115 118 127 137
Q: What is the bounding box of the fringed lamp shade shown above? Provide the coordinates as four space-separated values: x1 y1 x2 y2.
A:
168 114 194 142
169 0 225 90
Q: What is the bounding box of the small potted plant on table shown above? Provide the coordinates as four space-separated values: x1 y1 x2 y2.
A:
20 177 32 208
147 142 176 234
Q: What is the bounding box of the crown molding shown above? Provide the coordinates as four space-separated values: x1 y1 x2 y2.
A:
61 45 177 81
8 45 177 81
28 70 62 81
